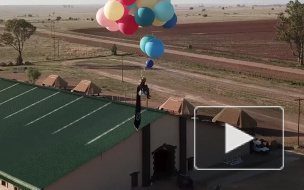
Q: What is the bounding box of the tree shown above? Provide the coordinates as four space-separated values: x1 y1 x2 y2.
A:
0 19 36 65
276 0 304 66
27 67 41 84
111 44 117 55
56 16 62 21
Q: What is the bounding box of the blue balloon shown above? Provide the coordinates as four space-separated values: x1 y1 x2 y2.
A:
135 7 155 27
127 3 136 9
154 1 175 22
146 60 154 68
145 38 165 59
163 13 177 29
140 35 155 53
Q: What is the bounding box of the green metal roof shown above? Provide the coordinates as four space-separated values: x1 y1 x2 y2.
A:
0 78 165 190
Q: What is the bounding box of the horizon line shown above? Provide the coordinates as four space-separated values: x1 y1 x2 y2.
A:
0 3 286 6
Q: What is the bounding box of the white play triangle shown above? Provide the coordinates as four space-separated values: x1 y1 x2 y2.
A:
225 123 254 154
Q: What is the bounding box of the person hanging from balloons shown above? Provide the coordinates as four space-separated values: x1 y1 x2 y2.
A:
134 76 151 131
138 77 151 99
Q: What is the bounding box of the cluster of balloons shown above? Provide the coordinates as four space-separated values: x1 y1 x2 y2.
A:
96 0 177 35
96 0 178 68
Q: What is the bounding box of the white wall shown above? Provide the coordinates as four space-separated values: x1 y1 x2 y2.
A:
150 114 180 177
45 131 143 190
0 180 16 190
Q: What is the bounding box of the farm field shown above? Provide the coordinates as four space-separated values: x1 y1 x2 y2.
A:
73 20 294 62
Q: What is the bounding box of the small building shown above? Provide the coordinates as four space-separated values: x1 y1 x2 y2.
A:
212 108 257 133
72 80 101 95
41 75 68 89
159 97 195 116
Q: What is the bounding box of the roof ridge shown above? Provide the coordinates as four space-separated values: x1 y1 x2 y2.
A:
0 77 165 114
0 170 40 190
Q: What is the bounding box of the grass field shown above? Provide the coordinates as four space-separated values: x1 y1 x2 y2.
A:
0 5 285 31
0 33 108 63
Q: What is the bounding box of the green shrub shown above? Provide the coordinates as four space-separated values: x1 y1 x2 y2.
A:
111 44 117 55
27 67 41 83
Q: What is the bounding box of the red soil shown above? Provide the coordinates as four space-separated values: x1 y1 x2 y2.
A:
72 20 294 61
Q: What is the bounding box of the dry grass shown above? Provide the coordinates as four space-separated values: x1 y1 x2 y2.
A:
176 5 285 23
0 34 109 63
0 5 286 32
61 56 303 116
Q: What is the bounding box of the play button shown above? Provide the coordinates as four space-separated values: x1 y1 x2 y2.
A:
225 123 255 154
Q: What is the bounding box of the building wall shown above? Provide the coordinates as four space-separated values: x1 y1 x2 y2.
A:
0 180 16 190
192 120 250 168
186 119 194 159
150 114 180 177
42 115 251 190
45 131 143 190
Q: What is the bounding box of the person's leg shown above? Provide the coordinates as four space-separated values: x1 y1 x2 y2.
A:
145 85 151 98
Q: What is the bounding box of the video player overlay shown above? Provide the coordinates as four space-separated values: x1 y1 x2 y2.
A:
194 106 284 171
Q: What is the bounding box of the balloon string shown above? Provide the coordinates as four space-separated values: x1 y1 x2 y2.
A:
141 67 146 79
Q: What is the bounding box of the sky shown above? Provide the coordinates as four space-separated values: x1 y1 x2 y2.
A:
0 0 298 6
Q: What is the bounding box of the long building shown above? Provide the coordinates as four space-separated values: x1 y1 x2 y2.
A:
0 78 249 190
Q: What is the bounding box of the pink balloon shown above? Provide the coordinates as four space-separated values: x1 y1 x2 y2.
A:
96 7 118 28
118 0 136 6
117 15 138 35
107 24 119 32
96 8 104 26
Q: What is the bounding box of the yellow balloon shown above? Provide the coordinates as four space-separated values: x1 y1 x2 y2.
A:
136 0 157 9
152 18 165 26
104 1 124 21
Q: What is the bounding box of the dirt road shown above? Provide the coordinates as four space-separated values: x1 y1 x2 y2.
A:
35 28 304 80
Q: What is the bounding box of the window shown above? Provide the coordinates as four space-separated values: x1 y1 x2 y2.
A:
1 180 6 186
130 172 140 188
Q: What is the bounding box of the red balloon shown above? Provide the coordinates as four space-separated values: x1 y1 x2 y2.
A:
118 0 136 6
117 15 139 35
123 5 129 17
